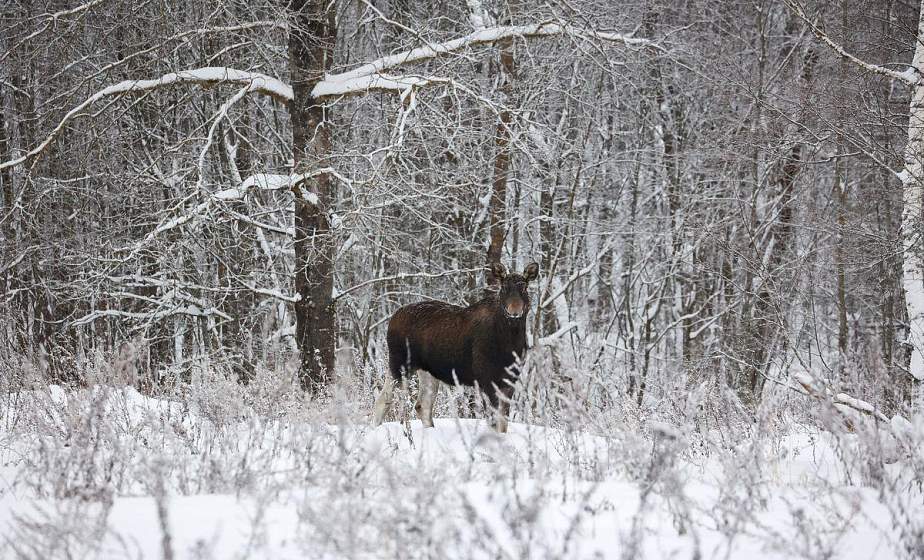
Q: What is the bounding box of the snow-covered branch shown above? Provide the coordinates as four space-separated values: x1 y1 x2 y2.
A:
540 242 612 309
120 166 354 260
2 22 651 171
71 305 232 328
540 260 596 309
312 22 656 98
794 372 891 423
7 0 111 52
537 321 578 346
217 168 354 204
785 0 917 86
313 74 450 97
0 67 292 172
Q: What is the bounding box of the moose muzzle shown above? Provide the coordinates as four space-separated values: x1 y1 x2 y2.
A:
504 298 525 319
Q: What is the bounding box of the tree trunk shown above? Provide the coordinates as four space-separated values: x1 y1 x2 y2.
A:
834 0 850 358
835 158 849 355
899 2 924 391
289 0 337 391
485 7 516 284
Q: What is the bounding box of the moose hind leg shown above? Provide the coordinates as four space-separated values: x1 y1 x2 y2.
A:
415 371 440 428
372 376 396 427
398 372 414 431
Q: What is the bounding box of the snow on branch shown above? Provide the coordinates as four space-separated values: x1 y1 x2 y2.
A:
785 0 918 86
8 0 111 50
73 268 299 329
103 274 299 305
0 67 292 172
537 321 579 346
219 168 354 204
313 74 450 97
540 242 612 309
71 304 232 328
794 371 891 424
312 22 657 98
123 167 351 258
3 23 652 170
540 260 596 309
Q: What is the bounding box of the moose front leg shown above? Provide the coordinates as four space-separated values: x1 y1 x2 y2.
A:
497 383 516 433
485 383 514 434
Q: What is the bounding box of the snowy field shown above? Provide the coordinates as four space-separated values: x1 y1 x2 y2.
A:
1 370 922 560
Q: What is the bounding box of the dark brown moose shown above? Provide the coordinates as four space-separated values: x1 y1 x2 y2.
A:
372 262 539 433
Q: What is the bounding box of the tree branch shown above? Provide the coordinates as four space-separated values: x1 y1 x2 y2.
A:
332 268 485 301
784 0 917 86
0 67 292 172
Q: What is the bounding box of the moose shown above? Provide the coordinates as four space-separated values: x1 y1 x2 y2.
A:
372 262 540 433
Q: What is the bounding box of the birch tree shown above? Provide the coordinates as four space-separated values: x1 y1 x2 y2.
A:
786 0 923 404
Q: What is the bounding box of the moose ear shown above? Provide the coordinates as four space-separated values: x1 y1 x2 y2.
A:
523 262 539 282
490 262 508 280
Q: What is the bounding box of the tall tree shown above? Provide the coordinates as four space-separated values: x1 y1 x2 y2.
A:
288 0 338 391
485 2 515 285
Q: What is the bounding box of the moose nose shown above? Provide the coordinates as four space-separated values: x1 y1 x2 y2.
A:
505 300 524 318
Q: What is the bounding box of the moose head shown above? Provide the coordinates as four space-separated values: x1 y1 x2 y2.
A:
490 262 539 320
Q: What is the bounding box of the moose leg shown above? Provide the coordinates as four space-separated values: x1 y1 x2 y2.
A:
372 376 396 427
493 383 515 434
496 399 509 434
427 374 441 423
480 384 505 434
398 373 412 427
415 371 440 428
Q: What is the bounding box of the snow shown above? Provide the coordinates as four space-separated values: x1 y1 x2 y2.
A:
544 276 574 336
163 67 292 100
898 66 920 85
1 384 920 559
217 173 320 205
240 173 300 191
312 73 447 97
465 0 490 30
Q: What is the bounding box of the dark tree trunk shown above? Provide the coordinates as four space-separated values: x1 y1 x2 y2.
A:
485 89 512 282
485 8 517 286
735 13 815 404
0 84 13 297
288 0 337 391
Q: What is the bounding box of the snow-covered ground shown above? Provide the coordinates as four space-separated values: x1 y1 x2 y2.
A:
0 381 921 559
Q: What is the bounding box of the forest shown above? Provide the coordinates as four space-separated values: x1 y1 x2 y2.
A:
1 0 923 558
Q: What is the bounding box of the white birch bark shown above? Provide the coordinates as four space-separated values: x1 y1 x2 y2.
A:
900 4 924 380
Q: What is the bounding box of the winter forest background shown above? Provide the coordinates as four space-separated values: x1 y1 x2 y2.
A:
2 0 924 558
